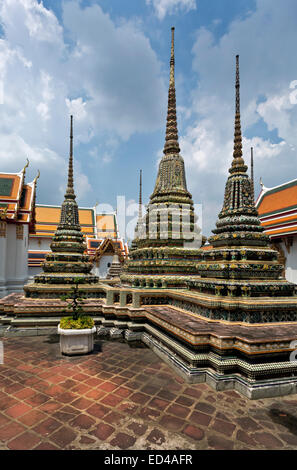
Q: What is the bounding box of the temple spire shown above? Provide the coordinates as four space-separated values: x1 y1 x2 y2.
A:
163 27 180 156
170 25 175 87
59 115 79 227
251 147 254 201
138 169 142 221
65 115 75 198
230 55 247 174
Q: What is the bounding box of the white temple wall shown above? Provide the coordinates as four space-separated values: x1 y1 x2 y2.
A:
28 236 51 251
280 238 297 284
5 224 29 294
15 224 29 280
99 255 113 278
5 224 16 282
92 255 113 278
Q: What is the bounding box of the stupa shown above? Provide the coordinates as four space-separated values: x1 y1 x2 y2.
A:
186 55 297 323
121 27 203 289
0 116 105 325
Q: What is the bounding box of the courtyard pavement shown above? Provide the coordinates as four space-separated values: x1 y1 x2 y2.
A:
0 335 297 450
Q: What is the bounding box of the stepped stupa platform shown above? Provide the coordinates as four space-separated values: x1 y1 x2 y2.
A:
2 288 297 398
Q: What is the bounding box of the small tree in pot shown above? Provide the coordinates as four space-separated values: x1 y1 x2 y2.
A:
58 278 96 355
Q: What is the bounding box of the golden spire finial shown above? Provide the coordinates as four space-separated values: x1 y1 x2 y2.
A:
22 158 29 175
33 170 40 184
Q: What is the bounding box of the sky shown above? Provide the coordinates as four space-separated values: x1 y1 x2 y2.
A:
1 0 297 240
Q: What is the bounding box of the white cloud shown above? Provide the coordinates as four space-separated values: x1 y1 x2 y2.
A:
0 0 166 206
66 97 87 121
178 0 297 235
146 0 197 20
62 1 166 139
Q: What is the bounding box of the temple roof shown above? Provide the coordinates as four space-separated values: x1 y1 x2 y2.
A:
28 237 128 267
0 161 38 229
87 237 128 258
256 178 297 239
256 179 297 216
31 205 119 240
32 204 97 238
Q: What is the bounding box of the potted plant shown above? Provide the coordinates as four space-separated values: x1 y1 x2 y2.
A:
58 278 96 355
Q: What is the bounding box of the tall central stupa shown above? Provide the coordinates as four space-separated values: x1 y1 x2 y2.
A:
121 27 203 289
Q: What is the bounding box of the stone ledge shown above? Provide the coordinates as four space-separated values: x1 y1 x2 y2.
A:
142 332 297 399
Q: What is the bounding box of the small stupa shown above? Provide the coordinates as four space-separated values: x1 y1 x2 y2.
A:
24 116 100 299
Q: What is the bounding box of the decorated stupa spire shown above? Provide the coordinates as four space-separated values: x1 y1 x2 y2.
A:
138 169 142 222
230 55 247 175
209 55 268 247
65 115 75 198
151 27 189 196
250 147 254 202
163 27 180 156
59 115 79 228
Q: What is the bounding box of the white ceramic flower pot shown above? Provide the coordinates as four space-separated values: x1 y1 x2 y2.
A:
58 325 96 355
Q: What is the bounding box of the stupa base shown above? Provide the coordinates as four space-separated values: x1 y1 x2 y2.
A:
2 286 297 399
120 273 202 289
142 331 297 399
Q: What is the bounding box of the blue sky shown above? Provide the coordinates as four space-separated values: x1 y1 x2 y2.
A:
0 0 297 239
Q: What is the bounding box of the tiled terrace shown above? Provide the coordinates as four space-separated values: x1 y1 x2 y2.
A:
0 335 297 450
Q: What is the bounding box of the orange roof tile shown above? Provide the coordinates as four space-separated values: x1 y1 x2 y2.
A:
96 214 117 232
264 225 297 236
0 173 23 200
261 214 297 226
34 205 96 238
256 179 297 238
0 164 36 224
257 180 297 216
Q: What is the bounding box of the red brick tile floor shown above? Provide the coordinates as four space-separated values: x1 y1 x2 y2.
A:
0 335 297 450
